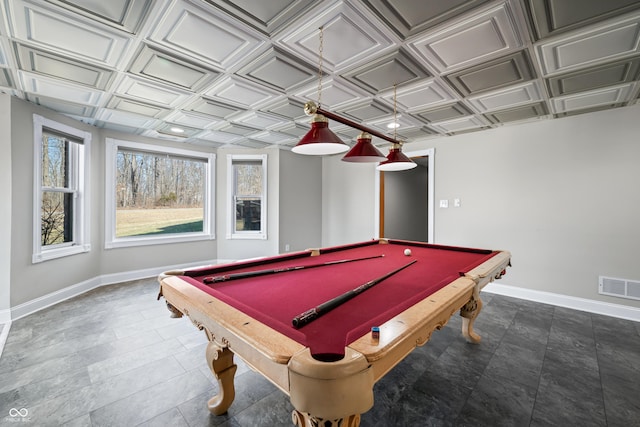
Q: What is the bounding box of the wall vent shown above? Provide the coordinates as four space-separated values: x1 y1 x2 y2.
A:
599 276 640 301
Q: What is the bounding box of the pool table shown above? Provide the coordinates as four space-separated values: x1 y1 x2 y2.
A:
158 239 510 426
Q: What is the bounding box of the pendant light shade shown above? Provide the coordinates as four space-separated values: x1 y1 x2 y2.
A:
292 114 349 155
377 143 417 171
342 132 387 162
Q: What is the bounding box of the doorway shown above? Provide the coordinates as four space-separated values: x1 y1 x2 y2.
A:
375 148 434 243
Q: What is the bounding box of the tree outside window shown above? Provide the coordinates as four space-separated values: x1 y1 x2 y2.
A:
105 139 215 249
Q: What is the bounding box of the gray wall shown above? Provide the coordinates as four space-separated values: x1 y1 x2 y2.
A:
422 105 640 308
10 97 102 306
278 150 322 253
322 103 640 309
7 96 219 307
322 160 378 245
4 92 640 313
0 95 11 315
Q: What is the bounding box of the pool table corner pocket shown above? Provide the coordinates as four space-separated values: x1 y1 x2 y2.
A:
288 347 374 425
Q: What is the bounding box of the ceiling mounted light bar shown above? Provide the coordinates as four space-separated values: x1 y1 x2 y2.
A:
300 101 417 170
292 27 416 169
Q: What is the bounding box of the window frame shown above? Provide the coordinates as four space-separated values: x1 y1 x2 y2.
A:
105 138 215 249
227 154 267 240
32 114 92 263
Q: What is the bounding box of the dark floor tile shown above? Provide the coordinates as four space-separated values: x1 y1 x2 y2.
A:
592 314 640 353
500 306 552 350
0 351 86 394
370 367 473 426
456 372 536 427
20 355 186 425
89 369 213 426
602 377 640 426
86 337 185 383
61 414 92 426
483 341 545 390
2 277 640 427
551 307 595 339
230 390 294 426
139 407 190 427
532 368 606 427
178 368 280 427
0 366 90 416
178 389 234 427
597 341 640 384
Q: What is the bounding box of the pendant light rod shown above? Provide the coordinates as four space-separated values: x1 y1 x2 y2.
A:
304 101 400 145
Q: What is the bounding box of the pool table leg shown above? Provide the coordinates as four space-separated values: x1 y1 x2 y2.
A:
292 410 360 427
460 288 483 344
205 341 238 415
165 302 183 318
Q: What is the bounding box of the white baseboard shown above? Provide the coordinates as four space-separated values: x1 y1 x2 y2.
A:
0 321 11 359
8 259 216 321
484 282 640 323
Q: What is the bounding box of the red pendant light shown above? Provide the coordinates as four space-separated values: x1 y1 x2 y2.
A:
292 114 349 155
342 132 387 162
377 143 417 171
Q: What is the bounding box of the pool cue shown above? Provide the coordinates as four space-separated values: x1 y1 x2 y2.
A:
292 259 417 328
202 254 384 284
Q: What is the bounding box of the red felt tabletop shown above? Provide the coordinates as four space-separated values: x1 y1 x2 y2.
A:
181 240 498 359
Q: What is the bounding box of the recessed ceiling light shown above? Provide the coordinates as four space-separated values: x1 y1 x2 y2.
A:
170 127 184 133
387 122 400 129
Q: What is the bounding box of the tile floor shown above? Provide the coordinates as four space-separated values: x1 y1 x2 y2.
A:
1 278 639 426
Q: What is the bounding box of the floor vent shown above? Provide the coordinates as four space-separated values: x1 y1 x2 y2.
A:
599 276 640 301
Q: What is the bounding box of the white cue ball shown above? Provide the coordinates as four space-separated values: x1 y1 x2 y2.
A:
404 248 412 256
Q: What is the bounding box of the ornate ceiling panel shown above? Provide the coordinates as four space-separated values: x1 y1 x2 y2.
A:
1 0 640 147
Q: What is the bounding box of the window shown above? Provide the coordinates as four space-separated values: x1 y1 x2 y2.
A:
227 154 267 239
33 115 91 263
105 139 215 248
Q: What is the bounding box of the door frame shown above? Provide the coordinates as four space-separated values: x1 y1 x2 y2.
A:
374 147 435 243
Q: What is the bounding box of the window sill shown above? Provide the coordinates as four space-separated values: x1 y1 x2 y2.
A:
33 244 91 263
226 233 267 240
105 233 215 249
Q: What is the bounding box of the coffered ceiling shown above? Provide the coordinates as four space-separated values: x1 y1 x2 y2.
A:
1 0 640 149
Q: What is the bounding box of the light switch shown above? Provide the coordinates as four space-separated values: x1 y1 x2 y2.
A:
439 199 448 208
454 198 461 207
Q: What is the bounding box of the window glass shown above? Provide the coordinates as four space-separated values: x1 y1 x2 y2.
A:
40 132 77 246
115 150 206 237
227 154 267 239
105 139 215 248
33 114 91 263
234 161 262 232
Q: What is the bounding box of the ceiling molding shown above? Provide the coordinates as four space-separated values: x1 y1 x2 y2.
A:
1 0 640 148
